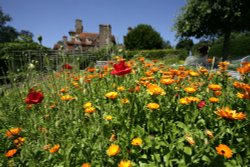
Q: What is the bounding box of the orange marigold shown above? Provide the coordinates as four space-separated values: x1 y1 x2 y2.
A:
105 92 119 99
84 107 96 114
131 137 143 146
6 127 21 138
215 107 247 120
147 84 166 95
208 84 222 91
184 87 197 94
147 103 160 110
209 97 219 103
160 78 175 85
82 163 91 167
49 144 60 153
5 149 17 157
216 144 233 158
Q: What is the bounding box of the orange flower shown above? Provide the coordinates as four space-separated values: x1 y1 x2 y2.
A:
160 78 175 85
131 137 143 146
83 102 92 109
237 62 250 74
82 163 91 167
208 84 222 91
205 129 214 139
60 94 75 101
215 107 247 120
216 144 233 158
117 86 125 92
104 115 113 121
184 87 197 94
121 98 130 104
209 97 219 103
6 127 21 138
49 144 60 153
106 144 120 156
84 107 96 114
147 84 166 95
214 91 222 96
189 71 199 77
218 61 230 71
147 103 160 110
13 137 25 146
5 149 17 157
118 160 132 167
179 98 189 105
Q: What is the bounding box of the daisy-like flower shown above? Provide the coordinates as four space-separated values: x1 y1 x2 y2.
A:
13 137 25 146
209 97 219 103
49 144 60 153
216 144 233 158
205 129 214 139
84 107 96 114
83 102 92 109
160 78 175 85
6 127 22 138
218 61 230 71
185 134 195 146
184 87 197 94
147 103 160 110
60 94 75 101
147 84 166 96
208 84 222 91
106 144 120 156
5 149 17 157
117 86 125 92
215 107 247 120
131 137 143 146
104 115 113 121
105 92 119 99
118 160 132 167
121 98 130 104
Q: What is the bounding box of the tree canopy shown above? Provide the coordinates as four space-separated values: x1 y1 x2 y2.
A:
175 38 194 51
174 0 250 60
124 24 164 50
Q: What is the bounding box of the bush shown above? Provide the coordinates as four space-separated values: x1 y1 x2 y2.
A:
125 49 188 60
124 24 164 50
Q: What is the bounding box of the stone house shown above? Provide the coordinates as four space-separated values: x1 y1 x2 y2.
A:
53 19 116 51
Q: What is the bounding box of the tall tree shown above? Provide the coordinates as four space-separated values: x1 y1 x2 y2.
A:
124 24 164 50
174 0 250 60
175 38 193 51
0 7 18 42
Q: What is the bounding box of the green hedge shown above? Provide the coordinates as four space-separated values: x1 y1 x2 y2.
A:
209 35 250 59
125 49 188 60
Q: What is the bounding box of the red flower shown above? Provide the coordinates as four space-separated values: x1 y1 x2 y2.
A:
25 90 44 104
197 100 206 109
111 60 131 76
63 64 72 70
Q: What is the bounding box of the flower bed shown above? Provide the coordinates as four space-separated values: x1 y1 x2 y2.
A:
0 56 249 166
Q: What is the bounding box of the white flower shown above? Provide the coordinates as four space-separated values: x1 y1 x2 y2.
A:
28 63 35 69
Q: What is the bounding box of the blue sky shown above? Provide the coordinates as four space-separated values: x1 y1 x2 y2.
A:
0 0 186 48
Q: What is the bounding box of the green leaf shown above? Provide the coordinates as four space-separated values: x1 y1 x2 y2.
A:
183 146 192 155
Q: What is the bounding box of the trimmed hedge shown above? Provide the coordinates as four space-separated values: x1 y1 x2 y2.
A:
125 49 188 60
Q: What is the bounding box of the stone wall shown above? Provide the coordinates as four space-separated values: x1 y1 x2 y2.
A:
99 24 112 49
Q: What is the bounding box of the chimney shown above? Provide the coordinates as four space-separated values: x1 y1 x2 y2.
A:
62 36 67 48
99 24 112 48
75 19 83 34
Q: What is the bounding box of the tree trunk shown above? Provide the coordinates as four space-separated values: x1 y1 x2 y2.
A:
222 30 231 61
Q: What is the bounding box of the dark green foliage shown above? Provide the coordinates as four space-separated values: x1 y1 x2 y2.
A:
126 49 188 60
174 0 250 60
124 24 164 50
176 39 194 51
209 32 250 59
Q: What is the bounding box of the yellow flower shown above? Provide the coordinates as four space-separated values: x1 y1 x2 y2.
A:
131 137 143 146
82 163 91 167
215 107 247 120
105 92 119 99
189 71 199 77
179 98 189 105
49 144 60 153
118 160 132 167
209 97 219 103
13 137 25 146
6 127 21 138
61 94 74 101
121 98 129 104
84 107 96 114
117 86 125 92
147 84 166 96
205 129 214 139
106 144 120 156
184 87 197 94
83 102 92 109
147 103 160 110
5 149 17 157
104 115 113 121
216 144 233 158
185 134 195 146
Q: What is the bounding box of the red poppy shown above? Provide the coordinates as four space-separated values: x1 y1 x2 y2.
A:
62 64 72 70
25 90 44 104
197 100 206 109
111 60 131 76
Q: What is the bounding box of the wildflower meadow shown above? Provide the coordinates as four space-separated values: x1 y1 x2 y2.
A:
0 55 249 167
